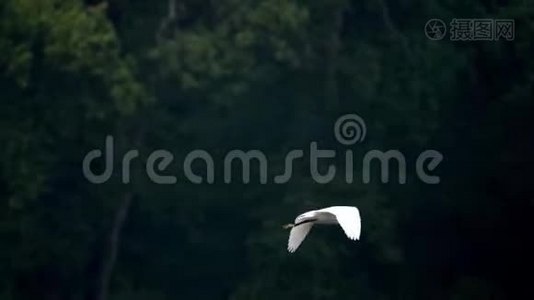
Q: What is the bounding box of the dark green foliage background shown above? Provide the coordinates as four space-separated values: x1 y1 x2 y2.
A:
0 0 532 299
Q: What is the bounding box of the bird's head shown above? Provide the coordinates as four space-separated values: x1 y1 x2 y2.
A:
282 223 294 229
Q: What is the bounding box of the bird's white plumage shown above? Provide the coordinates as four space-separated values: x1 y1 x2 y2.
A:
286 206 361 253
288 223 313 253
317 206 361 240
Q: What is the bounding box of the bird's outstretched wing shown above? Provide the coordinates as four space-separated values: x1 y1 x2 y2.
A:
288 223 313 253
319 206 361 240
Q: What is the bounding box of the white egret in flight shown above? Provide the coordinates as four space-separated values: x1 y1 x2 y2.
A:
283 206 361 253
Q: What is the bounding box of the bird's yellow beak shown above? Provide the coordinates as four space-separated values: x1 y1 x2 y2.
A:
282 223 294 229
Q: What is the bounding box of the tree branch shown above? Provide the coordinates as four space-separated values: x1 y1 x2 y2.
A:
377 0 414 64
324 4 345 112
95 192 133 300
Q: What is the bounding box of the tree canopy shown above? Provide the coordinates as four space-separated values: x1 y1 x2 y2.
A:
0 0 532 299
